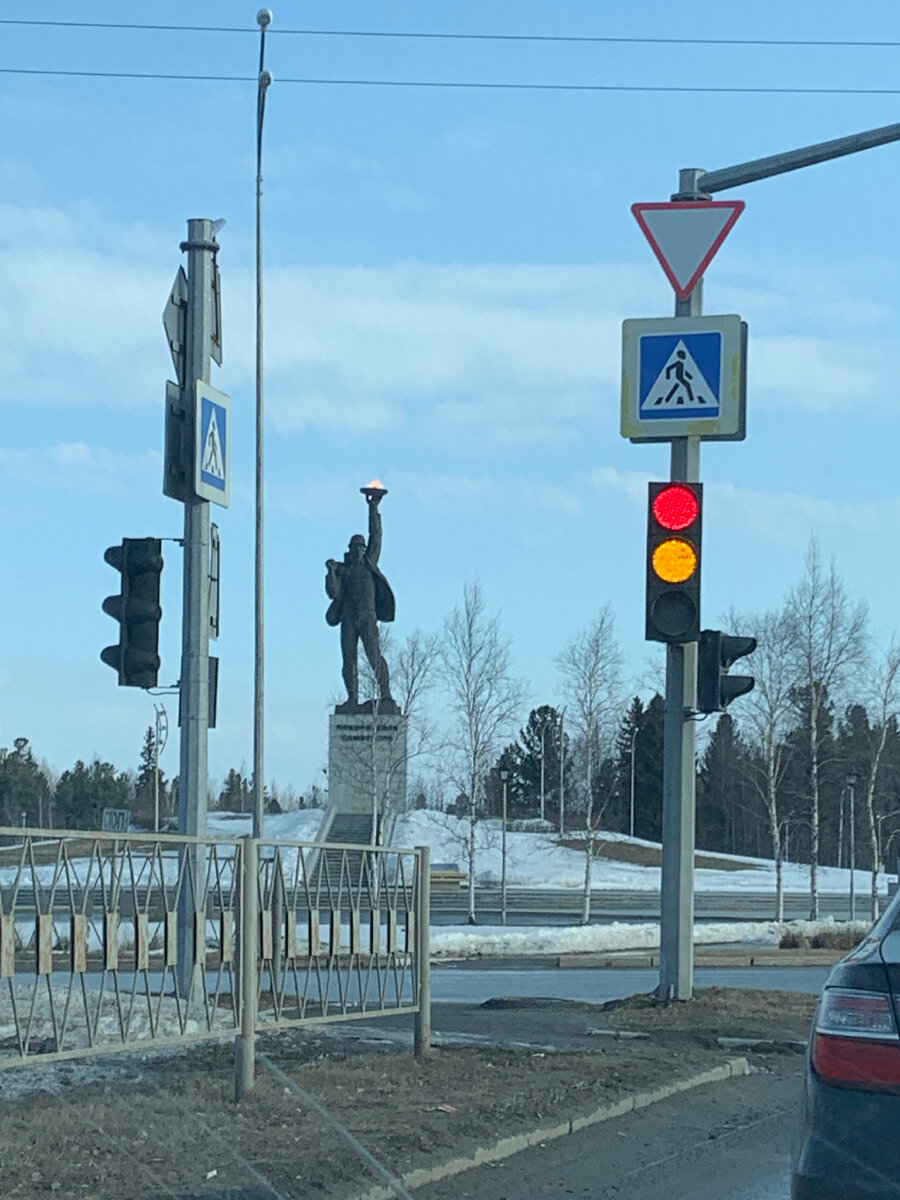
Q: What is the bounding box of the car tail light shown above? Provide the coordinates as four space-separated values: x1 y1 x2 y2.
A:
812 988 900 1092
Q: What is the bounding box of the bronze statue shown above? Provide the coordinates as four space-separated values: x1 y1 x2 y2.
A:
326 484 396 711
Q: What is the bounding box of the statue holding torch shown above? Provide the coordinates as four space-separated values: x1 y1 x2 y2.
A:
325 482 396 710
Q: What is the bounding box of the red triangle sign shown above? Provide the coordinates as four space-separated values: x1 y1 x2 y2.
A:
631 200 744 300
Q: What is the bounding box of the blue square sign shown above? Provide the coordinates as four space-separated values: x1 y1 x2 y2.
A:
195 381 231 506
621 315 745 442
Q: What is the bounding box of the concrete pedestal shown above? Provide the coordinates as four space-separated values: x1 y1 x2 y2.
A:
327 710 408 841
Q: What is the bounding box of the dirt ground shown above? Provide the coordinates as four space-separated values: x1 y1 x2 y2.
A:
0 987 817 1200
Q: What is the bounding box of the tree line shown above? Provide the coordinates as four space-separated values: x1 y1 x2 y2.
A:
3 539 899 921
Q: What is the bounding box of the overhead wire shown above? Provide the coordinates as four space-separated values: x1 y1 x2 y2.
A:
2 67 900 95
2 18 900 48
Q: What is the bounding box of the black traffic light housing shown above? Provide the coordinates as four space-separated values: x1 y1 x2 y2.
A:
696 629 757 714
101 537 163 688
646 482 702 644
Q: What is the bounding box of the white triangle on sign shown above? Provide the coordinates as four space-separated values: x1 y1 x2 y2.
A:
641 340 716 412
202 408 224 479
632 201 743 299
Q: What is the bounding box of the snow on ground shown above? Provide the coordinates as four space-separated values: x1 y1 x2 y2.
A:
428 917 873 960
1 807 886 897
391 810 889 895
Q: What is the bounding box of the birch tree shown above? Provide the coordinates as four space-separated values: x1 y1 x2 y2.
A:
784 541 868 918
861 639 900 918
440 582 525 923
729 605 796 920
557 607 624 924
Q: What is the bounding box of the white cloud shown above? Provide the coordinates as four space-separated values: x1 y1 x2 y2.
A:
2 201 897 448
0 443 160 492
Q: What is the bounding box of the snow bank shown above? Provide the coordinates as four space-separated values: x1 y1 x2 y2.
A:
429 916 873 959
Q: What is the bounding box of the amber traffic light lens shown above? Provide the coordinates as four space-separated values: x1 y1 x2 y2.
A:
653 485 699 531
652 538 698 583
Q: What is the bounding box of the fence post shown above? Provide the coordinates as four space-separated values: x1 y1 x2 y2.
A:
235 834 259 1099
414 844 431 1057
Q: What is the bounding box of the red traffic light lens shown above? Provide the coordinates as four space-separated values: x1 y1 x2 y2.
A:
653 485 699 531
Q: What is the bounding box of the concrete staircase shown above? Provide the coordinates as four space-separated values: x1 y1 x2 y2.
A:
312 813 373 898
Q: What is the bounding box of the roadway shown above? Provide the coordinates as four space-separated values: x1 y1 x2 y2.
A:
431 885 877 923
431 963 829 1004
415 1057 801 1200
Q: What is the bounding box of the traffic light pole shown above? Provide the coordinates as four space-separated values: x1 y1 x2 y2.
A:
655 125 900 1002
177 218 217 989
658 186 702 1001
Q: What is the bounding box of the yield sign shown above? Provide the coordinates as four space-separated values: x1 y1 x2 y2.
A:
631 200 744 300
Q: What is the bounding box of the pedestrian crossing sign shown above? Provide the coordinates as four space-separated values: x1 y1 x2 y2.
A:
621 315 746 442
195 380 231 506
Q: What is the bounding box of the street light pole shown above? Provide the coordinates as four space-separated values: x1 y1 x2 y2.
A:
500 769 509 927
558 708 566 836
539 726 546 823
252 10 273 842
629 726 638 840
847 773 857 922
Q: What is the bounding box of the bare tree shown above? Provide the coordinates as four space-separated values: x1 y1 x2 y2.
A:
784 541 868 918
557 607 624 924
729 605 797 920
861 638 900 918
440 582 525 923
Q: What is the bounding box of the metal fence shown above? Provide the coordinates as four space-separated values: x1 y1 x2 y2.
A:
0 826 430 1089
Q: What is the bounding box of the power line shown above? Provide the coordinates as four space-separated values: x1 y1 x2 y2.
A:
2 18 900 49
2 66 900 95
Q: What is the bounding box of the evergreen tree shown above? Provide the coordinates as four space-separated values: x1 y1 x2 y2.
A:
54 759 131 830
132 726 168 829
697 714 767 856
514 706 571 822
0 738 53 828
632 694 665 842
218 768 251 813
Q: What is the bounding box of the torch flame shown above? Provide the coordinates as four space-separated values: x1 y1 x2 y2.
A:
366 478 384 489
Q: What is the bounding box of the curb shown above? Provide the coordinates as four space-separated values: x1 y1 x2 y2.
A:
351 1056 750 1200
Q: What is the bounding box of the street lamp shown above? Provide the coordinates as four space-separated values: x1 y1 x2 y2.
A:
846 773 858 922
629 726 639 840
539 725 546 823
500 769 509 927
558 707 566 835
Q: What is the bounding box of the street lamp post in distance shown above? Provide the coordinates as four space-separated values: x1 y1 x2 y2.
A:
846 773 858 922
500 769 509 927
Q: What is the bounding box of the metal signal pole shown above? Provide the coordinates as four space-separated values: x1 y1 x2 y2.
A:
657 194 701 999
654 122 900 1003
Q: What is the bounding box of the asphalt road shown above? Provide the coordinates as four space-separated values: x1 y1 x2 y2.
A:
431 963 830 1004
415 1059 802 1199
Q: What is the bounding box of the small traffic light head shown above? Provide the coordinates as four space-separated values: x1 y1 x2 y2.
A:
646 482 702 643
697 628 756 714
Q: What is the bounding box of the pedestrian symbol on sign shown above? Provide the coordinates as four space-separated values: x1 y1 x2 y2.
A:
655 344 707 407
638 331 721 420
195 381 231 507
202 407 224 478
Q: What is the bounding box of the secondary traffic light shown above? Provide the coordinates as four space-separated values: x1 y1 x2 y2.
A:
101 538 164 688
696 629 757 713
646 482 702 643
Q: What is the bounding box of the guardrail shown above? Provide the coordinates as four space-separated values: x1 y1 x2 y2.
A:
0 826 430 1095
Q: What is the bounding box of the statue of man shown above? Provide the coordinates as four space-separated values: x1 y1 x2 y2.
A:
325 489 395 708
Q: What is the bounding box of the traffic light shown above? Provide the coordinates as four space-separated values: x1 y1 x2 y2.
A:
696 629 757 713
646 482 702 643
101 538 164 688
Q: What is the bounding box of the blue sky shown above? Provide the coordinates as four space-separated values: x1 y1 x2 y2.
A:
3 1 900 794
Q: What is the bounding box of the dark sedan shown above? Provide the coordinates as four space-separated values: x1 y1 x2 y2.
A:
792 891 900 1199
